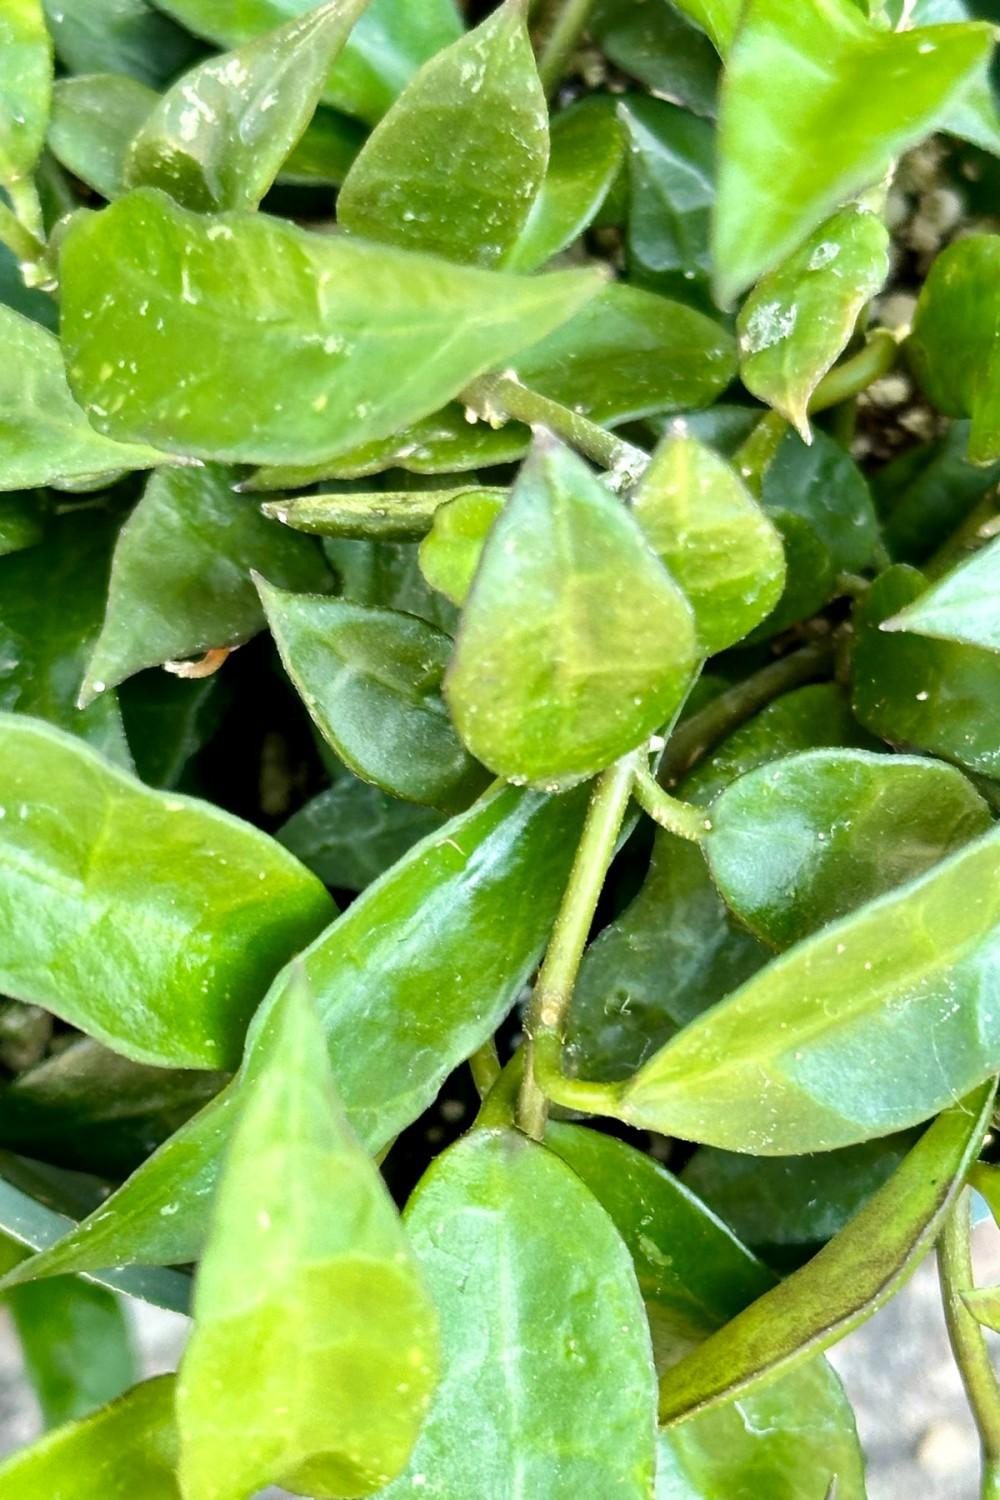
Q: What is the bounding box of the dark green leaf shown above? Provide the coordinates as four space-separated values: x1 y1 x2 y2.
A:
882 531 1000 651
591 0 720 117
0 493 42 557
264 484 505 542
0 714 334 1069
118 670 226 790
0 242 56 330
80 463 328 705
620 96 715 296
445 434 698 790
418 488 505 606
324 536 457 630
42 0 200 88
277 777 444 891
9 1273 135 1429
278 104 365 184
0 0 52 187
338 0 547 268
60 188 602 466
48 74 156 201
761 427 880 576
878 421 1000 564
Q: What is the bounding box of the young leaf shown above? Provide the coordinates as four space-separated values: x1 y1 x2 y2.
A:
257 579 488 810
43 0 200 88
705 748 992 948
713 0 992 303
657 1084 994 1423
59 188 602 467
177 974 438 1500
738 207 890 438
80 463 328 706
48 74 156 201
278 777 444 891
445 434 698 790
125 0 370 213
0 715 334 1069
0 1375 180 1499
265 485 505 542
0 307 166 491
0 0 52 188
882 532 1000 651
418 489 505 606
338 0 548 268
376 1128 657 1498
619 96 715 295
618 821 1000 1151
630 432 786 654
9 1274 135 1429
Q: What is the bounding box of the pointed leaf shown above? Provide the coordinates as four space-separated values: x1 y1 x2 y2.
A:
590 0 720 117
631 432 786 654
446 435 698 790
418 488 505 606
761 425 880 575
265 484 505 542
620 96 715 295
0 0 52 186
126 0 369 213
278 777 444 891
878 421 1000 564
60 188 602 467
48 74 157 201
9 1274 135 1429
882 532 1000 652
0 715 334 1069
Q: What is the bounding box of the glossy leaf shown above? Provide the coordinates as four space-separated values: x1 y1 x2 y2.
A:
713 0 992 303
882 531 1000 651
0 241 56 330
706 748 992 948
620 96 715 295
339 0 547 268
446 434 698 790
119 671 226 791
278 777 444 891
418 488 505 606
631 432 786 654
377 1127 657 1498
0 307 166 491
257 579 487 809
264 485 505 542
878 421 1000 564
853 565 1000 778
48 74 156 201
762 427 880 576
657 1084 993 1423
9 1273 135 1429
0 1375 181 1498
60 188 601 467
620 820 1000 1151
738 207 890 438
126 0 369 213
324 536 457 631
0 714 334 1069
590 0 720 117
0 0 52 187
80 463 328 705
178 975 438 1500
42 0 200 88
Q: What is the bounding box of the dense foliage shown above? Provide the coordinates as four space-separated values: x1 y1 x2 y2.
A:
2 0 1000 1494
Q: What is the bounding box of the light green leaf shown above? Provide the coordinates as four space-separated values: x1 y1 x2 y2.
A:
908 0 1000 156
0 306 167 491
80 463 328 706
883 532 1000 651
9 1273 135 1429
60 188 602 467
279 104 365 184
48 74 156 201
377 1127 657 1499
671 0 741 53
278 777 444 891
177 974 438 1500
126 0 370 213
0 714 334 1069
631 432 786 654
339 0 547 268
657 1084 994 1423
738 208 890 437
257 579 488 809
446 434 698 790
714 0 992 303
264 484 505 542
0 0 52 187
42 0 200 88
0 1375 180 1498
418 488 505 606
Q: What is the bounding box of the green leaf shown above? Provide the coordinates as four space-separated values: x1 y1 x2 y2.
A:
513 283 737 426
878 421 1000 564
278 777 444 891
883 533 1000 650
657 1084 994 1423
324 536 457 630
264 484 505 542
504 99 626 272
590 0 720 117
80 463 328 706
418 488 505 606
279 104 365 184
0 1375 180 1498
339 0 547 268
9 1274 135 1429
48 74 156 201
0 0 52 187
852 565 1000 777
713 0 992 303
118 670 227 790
0 241 56 330
0 306 166 491
42 0 200 89
908 0 1000 156
631 432 786 654
0 493 42 557
155 0 464 125
60 188 602 467
963 1283 1000 1333
445 434 698 790
177 973 438 1500
126 0 370 214
0 714 334 1069
377 1127 657 1498
738 208 890 437
705 747 992 948
620 96 715 297
257 579 488 810
619 819 1000 1151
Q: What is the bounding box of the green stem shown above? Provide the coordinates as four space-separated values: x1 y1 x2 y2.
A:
535 0 597 93
517 756 635 1140
476 1051 525 1128
809 330 899 415
6 177 45 241
0 200 45 270
462 371 648 486
468 1038 502 1099
632 765 708 842
938 1189 1000 1498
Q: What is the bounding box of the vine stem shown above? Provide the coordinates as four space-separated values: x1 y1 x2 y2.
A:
0 200 45 272
938 1189 1000 1498
516 755 635 1140
808 329 899 416
632 765 708 842
468 1038 501 1098
534 0 598 93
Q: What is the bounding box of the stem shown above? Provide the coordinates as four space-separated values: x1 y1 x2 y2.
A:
468 1038 501 1099
809 330 899 415
6 177 45 241
632 765 708 842
535 0 597 93
0 200 45 270
462 371 648 485
939 1190 1000 1498
517 756 635 1140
